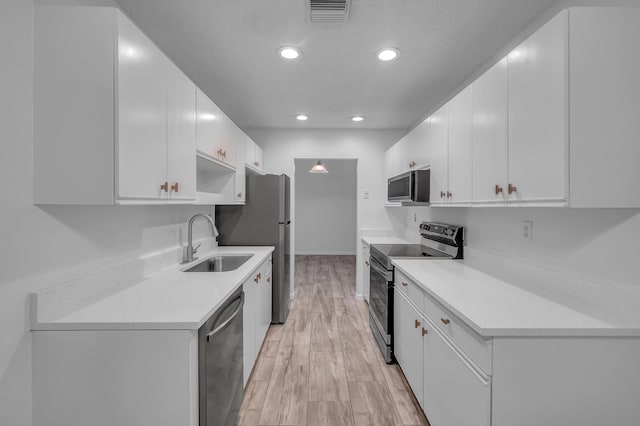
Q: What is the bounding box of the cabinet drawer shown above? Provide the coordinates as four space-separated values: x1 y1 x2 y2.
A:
423 291 492 374
395 270 424 310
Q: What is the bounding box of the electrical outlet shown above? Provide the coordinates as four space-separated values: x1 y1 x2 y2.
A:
413 213 417 222
363 190 369 199
522 220 533 242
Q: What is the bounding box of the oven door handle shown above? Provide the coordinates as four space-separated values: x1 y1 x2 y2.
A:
369 258 392 281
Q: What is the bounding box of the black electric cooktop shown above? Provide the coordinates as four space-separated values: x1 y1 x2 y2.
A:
370 243 453 269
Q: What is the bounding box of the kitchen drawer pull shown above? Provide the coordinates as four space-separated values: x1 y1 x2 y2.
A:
441 318 450 325
447 191 452 199
160 182 169 192
508 183 517 194
365 260 369 266
440 190 446 199
266 277 271 283
422 327 428 336
254 275 259 283
495 184 503 195
401 282 408 287
414 319 421 328
237 192 242 198
171 182 179 193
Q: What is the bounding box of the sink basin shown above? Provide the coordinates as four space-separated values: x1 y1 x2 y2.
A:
184 254 253 272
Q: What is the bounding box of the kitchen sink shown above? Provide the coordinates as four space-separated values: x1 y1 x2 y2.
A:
183 254 253 272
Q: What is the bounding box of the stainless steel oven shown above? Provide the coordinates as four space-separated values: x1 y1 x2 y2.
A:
368 255 394 362
368 222 464 364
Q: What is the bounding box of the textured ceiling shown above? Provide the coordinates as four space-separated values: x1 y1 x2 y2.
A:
115 0 559 130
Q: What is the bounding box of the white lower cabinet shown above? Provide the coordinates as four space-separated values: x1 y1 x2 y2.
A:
393 289 424 407
243 256 273 386
422 320 491 426
394 273 491 426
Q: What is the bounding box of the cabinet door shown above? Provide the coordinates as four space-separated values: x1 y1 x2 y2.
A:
508 10 568 204
429 105 449 204
447 85 473 203
257 260 273 347
243 275 258 387
196 88 224 158
165 59 196 201
384 146 394 179
234 127 246 203
244 136 256 167
254 144 264 172
393 289 424 407
568 8 640 207
473 59 509 204
117 12 167 200
363 245 370 303
403 118 431 170
390 142 403 177
423 324 491 426
219 113 237 166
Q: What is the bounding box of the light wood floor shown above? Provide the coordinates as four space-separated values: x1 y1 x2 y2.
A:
239 255 430 426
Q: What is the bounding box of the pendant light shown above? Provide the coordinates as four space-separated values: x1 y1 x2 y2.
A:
309 160 328 174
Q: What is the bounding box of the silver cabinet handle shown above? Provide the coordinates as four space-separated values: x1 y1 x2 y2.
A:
206 292 244 341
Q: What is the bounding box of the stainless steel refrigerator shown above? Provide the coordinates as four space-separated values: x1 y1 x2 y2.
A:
215 174 291 324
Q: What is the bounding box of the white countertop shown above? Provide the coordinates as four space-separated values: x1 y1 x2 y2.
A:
362 236 413 245
393 259 640 337
32 246 274 331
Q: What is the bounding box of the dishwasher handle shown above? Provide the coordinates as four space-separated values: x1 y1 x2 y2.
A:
206 292 244 341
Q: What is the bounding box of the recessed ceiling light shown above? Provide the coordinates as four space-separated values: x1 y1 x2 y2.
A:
376 47 399 62
278 46 302 60
295 114 309 121
351 115 365 122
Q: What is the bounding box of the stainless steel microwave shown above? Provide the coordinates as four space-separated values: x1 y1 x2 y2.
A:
387 169 430 203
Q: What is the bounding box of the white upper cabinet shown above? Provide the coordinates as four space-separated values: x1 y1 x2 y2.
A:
568 7 640 207
402 118 431 171
196 88 235 167
429 104 449 204
245 136 265 174
34 7 196 204
165 58 197 201
117 12 167 201
447 85 474 204
507 10 568 205
429 87 473 205
472 59 509 204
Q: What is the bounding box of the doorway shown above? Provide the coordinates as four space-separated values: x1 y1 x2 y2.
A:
294 159 357 255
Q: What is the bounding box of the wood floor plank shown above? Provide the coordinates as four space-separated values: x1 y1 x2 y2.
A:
310 315 341 353
251 354 276 381
259 339 280 358
343 349 385 382
259 364 309 426
307 401 355 426
308 351 349 402
348 381 403 426
239 380 269 426
265 324 284 341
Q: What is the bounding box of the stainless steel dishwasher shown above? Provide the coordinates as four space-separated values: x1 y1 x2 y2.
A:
198 287 244 426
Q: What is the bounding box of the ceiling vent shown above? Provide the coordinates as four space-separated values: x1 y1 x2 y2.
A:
307 0 351 24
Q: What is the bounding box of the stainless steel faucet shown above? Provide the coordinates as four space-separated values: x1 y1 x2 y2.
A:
182 214 219 263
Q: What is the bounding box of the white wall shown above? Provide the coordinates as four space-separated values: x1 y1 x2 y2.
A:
388 206 640 294
0 2 215 425
245 128 404 296
294 159 357 255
